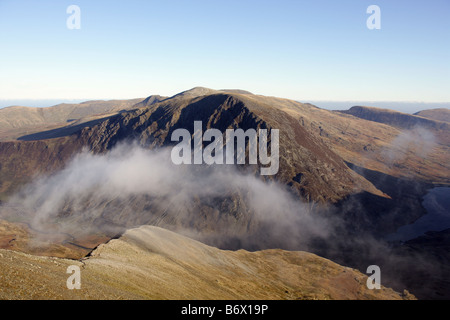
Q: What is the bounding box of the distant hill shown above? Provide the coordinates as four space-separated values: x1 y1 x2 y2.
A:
414 108 450 123
0 98 146 141
338 106 450 148
132 95 167 109
339 106 449 131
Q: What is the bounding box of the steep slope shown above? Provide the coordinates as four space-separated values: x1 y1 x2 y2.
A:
387 228 450 300
78 92 383 203
0 225 414 300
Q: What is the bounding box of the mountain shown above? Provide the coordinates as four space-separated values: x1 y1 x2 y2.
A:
0 98 147 141
0 88 448 244
78 90 385 202
0 225 414 300
0 87 449 299
414 108 450 123
0 88 388 203
335 105 449 181
131 95 167 109
338 106 450 146
339 106 449 130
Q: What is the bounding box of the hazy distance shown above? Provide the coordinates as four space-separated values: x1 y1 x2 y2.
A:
2 98 449 114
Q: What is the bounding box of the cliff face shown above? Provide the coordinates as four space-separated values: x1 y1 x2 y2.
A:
77 93 380 203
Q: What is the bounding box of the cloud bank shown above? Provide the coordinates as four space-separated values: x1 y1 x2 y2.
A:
2 142 333 250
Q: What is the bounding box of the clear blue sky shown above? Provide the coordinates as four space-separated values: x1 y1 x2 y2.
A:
0 0 449 103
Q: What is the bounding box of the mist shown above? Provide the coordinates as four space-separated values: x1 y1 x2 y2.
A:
383 126 437 165
0 142 334 250
1 140 446 298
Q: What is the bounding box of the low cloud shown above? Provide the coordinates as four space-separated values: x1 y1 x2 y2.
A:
1 142 332 250
383 126 437 165
1 141 446 298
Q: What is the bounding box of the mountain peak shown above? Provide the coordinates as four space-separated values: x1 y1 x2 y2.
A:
172 87 218 99
170 87 253 100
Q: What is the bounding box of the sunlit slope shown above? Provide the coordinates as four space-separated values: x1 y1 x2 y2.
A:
0 225 414 300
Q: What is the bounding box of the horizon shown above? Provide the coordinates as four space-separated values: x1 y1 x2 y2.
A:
0 0 449 104
1 94 450 114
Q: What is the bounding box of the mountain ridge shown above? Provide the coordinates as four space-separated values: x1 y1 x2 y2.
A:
0 225 415 300
0 98 146 141
414 108 450 123
339 105 449 132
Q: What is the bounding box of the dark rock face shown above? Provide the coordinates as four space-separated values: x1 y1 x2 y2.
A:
77 93 367 203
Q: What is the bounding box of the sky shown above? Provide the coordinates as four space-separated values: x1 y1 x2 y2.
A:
0 0 449 109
